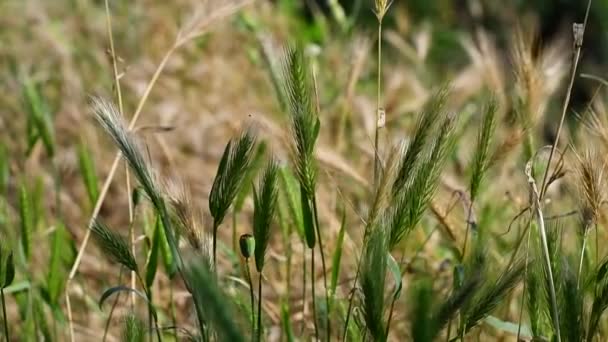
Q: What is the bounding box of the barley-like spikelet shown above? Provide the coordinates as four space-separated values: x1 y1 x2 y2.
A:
209 130 257 227
91 219 138 272
282 46 319 199
253 158 279 273
469 98 498 202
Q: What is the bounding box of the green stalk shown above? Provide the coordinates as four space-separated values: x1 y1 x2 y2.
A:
136 274 162 342
257 273 263 342
312 196 330 340
245 261 255 340
300 242 307 336
1 288 8 341
311 249 319 341
102 268 125 341
373 21 383 187
213 221 220 272
577 227 589 290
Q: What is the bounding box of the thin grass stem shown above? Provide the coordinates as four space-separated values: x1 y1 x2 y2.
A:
373 21 383 187
312 195 330 340
257 272 263 342
102 267 125 342
245 261 255 340
1 288 8 341
311 249 319 341
539 0 593 199
577 228 589 290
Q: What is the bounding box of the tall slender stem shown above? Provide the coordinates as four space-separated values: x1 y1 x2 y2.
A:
257 273 263 342
577 228 589 289
245 261 255 340
311 249 319 341
1 288 9 341
373 21 383 187
461 201 474 258
301 242 307 336
539 0 592 199
213 221 219 273
312 196 330 340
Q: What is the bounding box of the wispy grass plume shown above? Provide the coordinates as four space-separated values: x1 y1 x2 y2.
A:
91 97 162 209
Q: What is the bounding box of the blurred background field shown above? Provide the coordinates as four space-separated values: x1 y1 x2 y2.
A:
1 0 608 341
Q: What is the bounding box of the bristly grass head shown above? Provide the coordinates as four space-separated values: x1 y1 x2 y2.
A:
360 225 389 341
209 130 257 228
373 0 393 22
166 180 205 251
253 158 279 273
392 87 449 195
469 98 498 202
91 96 162 208
388 111 457 249
282 46 320 198
91 219 138 273
573 148 606 227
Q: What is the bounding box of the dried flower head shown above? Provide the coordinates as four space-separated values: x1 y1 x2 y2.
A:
573 148 606 227
374 0 393 22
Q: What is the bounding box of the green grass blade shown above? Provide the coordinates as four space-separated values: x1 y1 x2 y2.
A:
18 183 33 262
330 208 347 298
77 142 99 206
122 314 146 342
145 218 161 288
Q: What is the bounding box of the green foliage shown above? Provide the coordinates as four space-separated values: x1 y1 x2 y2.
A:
209 130 257 228
462 261 526 333
0 243 15 289
145 219 161 288
18 182 33 262
410 279 434 342
91 219 138 272
46 222 72 306
588 257 608 340
183 259 246 342
121 314 146 342
253 159 279 272
360 226 389 341
77 142 99 206
21 76 55 157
